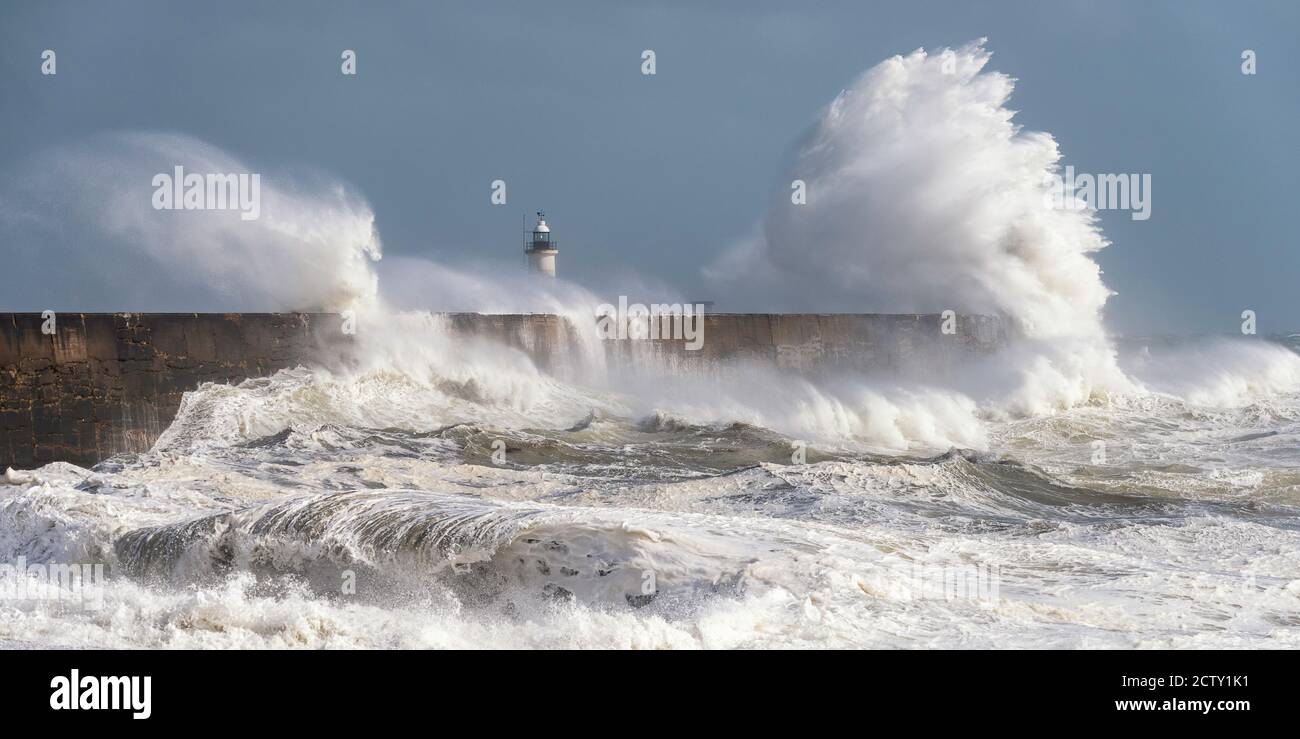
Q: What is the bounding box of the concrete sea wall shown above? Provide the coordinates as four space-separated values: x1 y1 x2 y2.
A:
1 312 1006 468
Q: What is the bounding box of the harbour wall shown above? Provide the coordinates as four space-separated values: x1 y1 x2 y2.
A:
0 312 1007 468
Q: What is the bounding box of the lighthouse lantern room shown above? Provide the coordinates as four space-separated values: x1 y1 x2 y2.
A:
524 211 559 277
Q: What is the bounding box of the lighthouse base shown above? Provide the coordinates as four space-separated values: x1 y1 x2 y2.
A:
527 249 558 277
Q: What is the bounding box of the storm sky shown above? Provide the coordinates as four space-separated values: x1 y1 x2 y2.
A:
1 0 1296 334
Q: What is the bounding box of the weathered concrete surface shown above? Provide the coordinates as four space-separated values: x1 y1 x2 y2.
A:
605 313 1006 375
0 313 346 469
1 312 1006 469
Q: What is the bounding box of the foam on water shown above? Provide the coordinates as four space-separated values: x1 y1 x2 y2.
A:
3 405 1299 649
4 42 1300 648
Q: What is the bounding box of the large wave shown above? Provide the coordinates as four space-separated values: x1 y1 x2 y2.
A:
704 40 1300 415
2 45 1298 451
708 40 1110 336
3 54 1300 649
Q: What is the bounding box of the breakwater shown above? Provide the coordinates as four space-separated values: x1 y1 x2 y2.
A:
1 312 1006 468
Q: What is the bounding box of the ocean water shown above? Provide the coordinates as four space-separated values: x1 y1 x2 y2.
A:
2 324 1299 650
3 40 1297 649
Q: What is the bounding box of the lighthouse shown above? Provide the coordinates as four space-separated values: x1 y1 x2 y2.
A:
524 211 559 277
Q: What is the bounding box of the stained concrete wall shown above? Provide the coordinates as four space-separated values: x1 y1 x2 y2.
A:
0 313 340 469
603 313 1006 376
1 312 1006 469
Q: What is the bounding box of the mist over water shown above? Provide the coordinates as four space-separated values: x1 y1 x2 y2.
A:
0 132 383 312
3 43 1300 649
709 39 1141 416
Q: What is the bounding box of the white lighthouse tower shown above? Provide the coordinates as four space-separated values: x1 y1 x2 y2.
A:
524 211 558 277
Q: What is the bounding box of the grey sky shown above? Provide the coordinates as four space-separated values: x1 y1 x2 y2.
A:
1 0 1296 334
